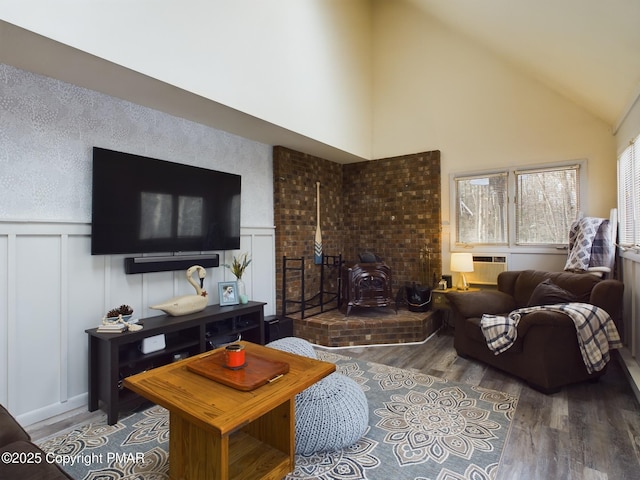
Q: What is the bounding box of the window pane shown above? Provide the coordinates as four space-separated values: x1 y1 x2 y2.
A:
516 166 578 245
455 173 508 244
618 145 634 245
618 135 640 247
635 146 640 247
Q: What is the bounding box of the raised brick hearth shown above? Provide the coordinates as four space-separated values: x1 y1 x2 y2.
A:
292 306 441 347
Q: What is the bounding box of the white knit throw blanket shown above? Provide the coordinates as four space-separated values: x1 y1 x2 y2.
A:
481 303 622 373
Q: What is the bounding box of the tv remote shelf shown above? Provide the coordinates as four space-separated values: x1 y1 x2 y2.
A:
86 301 266 425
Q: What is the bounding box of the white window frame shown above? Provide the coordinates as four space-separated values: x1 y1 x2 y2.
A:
618 134 640 250
450 159 587 252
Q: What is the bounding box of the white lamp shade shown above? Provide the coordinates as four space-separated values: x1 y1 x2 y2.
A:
450 253 474 273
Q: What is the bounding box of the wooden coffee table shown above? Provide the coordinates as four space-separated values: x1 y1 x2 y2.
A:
123 341 335 480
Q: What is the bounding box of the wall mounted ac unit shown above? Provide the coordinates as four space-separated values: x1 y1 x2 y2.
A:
466 255 508 285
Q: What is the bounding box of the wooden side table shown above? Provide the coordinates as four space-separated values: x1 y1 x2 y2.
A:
123 341 335 480
432 288 454 310
432 288 479 331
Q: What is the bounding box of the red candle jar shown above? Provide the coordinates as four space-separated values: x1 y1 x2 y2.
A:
224 343 245 368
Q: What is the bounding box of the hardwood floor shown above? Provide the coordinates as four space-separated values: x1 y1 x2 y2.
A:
333 330 640 480
28 329 640 480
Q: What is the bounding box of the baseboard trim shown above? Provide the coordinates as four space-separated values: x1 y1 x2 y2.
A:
618 347 640 405
15 393 88 428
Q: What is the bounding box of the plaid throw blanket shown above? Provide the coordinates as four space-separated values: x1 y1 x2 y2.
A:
481 303 622 373
480 312 522 355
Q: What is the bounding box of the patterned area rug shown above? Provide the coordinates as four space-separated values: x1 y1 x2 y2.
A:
39 352 518 480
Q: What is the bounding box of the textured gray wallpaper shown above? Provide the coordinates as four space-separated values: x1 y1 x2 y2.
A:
0 63 273 226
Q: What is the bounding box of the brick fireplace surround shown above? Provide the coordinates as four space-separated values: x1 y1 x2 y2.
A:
273 146 442 347
292 306 441 348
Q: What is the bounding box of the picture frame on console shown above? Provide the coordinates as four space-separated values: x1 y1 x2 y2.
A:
219 281 239 306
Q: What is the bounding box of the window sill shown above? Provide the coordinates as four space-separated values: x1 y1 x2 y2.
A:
620 249 640 263
451 245 569 255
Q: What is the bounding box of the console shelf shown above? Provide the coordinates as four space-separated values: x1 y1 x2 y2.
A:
86 301 266 425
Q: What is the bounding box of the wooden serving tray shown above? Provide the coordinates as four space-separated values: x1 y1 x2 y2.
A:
187 350 289 391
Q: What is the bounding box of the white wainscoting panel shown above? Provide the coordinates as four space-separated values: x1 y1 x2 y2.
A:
0 221 275 425
0 235 8 408
15 235 63 414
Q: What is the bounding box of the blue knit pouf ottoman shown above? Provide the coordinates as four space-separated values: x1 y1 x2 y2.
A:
268 336 319 359
267 337 369 455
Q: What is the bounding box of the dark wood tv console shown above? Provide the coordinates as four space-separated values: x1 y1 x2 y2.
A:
86 301 265 425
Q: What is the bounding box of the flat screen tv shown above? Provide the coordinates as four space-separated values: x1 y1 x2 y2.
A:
91 147 241 255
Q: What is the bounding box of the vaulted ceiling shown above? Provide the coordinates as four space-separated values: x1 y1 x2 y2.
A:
409 0 640 130
1 1 638 162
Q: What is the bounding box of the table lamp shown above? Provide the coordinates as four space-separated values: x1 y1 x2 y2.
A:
451 252 474 290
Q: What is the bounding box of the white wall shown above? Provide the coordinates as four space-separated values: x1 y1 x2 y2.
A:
0 64 276 424
0 0 373 160
372 0 617 271
615 96 640 154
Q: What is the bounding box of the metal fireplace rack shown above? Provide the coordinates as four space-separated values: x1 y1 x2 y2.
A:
282 254 343 319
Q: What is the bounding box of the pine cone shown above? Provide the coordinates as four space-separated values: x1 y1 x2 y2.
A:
106 308 121 318
118 304 133 315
